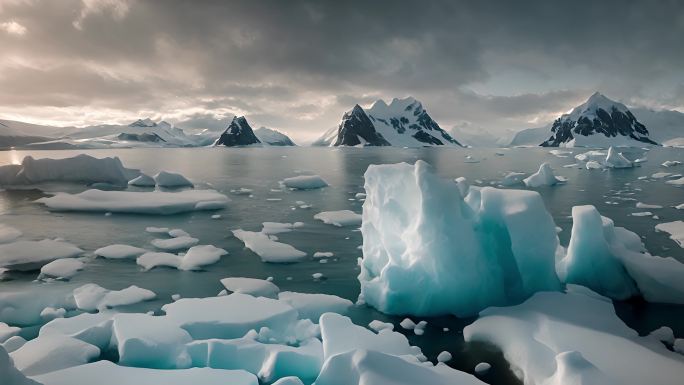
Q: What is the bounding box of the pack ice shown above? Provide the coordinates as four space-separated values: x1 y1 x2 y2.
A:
359 160 561 317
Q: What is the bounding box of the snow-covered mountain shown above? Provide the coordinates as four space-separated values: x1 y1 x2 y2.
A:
541 92 657 147
630 107 684 147
215 116 261 147
314 97 462 147
254 127 296 146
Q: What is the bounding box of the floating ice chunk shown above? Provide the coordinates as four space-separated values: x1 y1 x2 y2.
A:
38 258 84 280
585 161 603 169
168 228 190 238
151 236 199 251
39 311 116 349
575 150 606 163
313 252 333 259
604 147 634 168
559 206 684 303
0 240 83 271
272 377 305 385
355 193 367 199
261 222 305 235
319 313 422 361
0 346 41 385
94 244 147 259
179 245 227 270
111 313 192 369
146 226 170 233
232 229 306 263
277 292 353 321
137 252 181 270
1 322 20 343
523 162 564 187
655 221 684 248
162 293 298 339
38 189 229 215
651 172 671 178
0 224 22 244
661 160 682 167
39 307 66 322
549 149 573 157
649 326 675 345
187 335 323 383
220 277 280 298
474 362 491 374
665 177 684 186
10 334 99 376
499 172 526 186
368 320 393 333
0 286 76 326
636 202 662 209
154 171 194 188
312 273 325 280
0 154 138 186
314 349 485 385
360 161 561 317
32 360 258 385
675 340 684 355
127 173 155 187
2 335 26 353
73 283 156 312
463 289 684 385
400 318 416 330
437 351 452 363
631 211 652 217
281 175 328 190
314 210 362 227
231 188 254 195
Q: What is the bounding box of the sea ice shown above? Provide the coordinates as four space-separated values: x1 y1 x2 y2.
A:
161 293 298 339
232 229 307 263
38 189 229 215
154 171 194 188
314 210 362 227
94 244 147 259
10 334 100 376
39 311 116 349
359 161 561 317
661 160 682 167
73 283 156 311
0 240 83 271
499 172 526 186
604 147 634 168
1 322 20 343
38 258 84 280
463 288 684 385
437 351 452 363
523 162 564 187
261 222 305 235
0 345 42 385
151 236 199 251
281 175 329 190
277 292 353 321
2 335 26 353
665 177 684 186
655 221 684 248
31 360 258 385
220 277 280 298
0 154 138 186
127 173 155 187
636 202 662 209
137 245 227 271
368 320 393 333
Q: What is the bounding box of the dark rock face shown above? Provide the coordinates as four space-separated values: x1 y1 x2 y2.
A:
541 105 657 147
117 132 166 142
215 116 261 147
333 105 391 146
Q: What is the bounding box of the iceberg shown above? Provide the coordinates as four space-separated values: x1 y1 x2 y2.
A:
0 240 83 271
0 154 139 186
359 161 561 317
281 175 329 190
127 173 155 187
154 171 194 188
523 162 564 187
37 189 229 215
463 288 684 385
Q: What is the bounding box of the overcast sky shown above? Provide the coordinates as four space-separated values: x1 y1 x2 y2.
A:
1 0 683 142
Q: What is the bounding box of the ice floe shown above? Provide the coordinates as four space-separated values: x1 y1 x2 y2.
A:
154 171 194 188
73 283 156 312
151 236 199 251
220 277 280 298
38 258 84 280
464 287 684 385
94 244 147 259
523 162 565 187
10 334 100 376
655 221 684 248
0 154 139 186
281 175 329 190
277 292 353 321
359 161 561 317
38 189 229 215
314 210 362 227
661 160 682 167
127 173 156 187
0 240 83 271
137 245 227 271
232 229 306 263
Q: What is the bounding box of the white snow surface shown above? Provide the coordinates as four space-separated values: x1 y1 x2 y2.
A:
38 189 229 215
94 244 147 259
281 175 329 190
220 277 280 298
73 283 156 312
463 287 684 385
232 229 307 263
151 236 199 251
359 161 561 317
39 258 84 280
314 210 362 227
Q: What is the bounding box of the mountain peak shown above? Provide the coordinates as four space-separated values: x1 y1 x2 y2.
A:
129 118 157 127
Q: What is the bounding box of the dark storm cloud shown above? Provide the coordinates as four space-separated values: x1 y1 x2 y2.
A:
0 0 682 141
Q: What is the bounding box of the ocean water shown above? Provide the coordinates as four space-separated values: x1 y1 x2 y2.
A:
1 146 683 385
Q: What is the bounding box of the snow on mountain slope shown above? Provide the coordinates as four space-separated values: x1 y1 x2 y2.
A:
315 97 462 147
541 92 657 147
631 107 684 147
254 127 296 146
